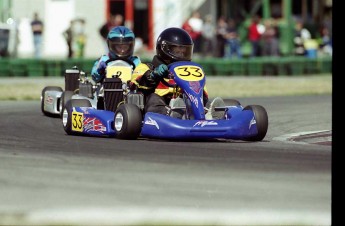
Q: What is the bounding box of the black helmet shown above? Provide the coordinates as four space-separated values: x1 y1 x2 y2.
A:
156 27 194 64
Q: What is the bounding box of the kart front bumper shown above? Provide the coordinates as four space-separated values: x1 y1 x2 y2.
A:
140 112 259 140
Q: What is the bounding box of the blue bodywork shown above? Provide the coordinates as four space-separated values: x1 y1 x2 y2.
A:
71 107 115 136
71 104 259 140
140 107 258 139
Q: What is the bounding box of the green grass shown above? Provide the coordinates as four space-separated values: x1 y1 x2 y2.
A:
0 74 332 101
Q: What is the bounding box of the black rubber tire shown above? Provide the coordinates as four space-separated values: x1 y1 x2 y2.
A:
41 86 63 116
243 105 268 141
227 99 241 106
60 91 75 118
62 99 92 135
114 104 142 140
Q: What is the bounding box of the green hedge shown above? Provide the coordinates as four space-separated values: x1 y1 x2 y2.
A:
0 56 332 77
195 56 332 76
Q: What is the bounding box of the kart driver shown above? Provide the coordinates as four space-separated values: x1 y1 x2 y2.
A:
91 26 141 83
129 27 211 118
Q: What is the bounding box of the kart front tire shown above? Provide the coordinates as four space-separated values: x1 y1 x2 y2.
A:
41 86 63 117
227 99 241 106
243 105 268 141
62 99 91 135
114 104 142 140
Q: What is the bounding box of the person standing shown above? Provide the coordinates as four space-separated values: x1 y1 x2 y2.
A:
201 14 215 57
63 20 74 58
99 14 123 51
248 15 264 57
74 18 86 58
261 18 280 56
215 16 228 58
224 18 242 58
31 12 44 58
182 11 203 54
294 20 311 56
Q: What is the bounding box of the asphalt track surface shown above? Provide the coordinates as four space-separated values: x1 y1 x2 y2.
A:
0 95 332 226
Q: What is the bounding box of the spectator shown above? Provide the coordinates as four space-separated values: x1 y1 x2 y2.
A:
201 14 215 57
320 26 332 56
99 14 123 50
215 16 228 58
74 18 86 58
182 11 203 54
261 18 280 56
224 18 242 58
294 20 311 56
63 20 74 58
31 12 44 58
248 15 264 57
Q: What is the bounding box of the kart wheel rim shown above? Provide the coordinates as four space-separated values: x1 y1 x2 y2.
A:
114 113 124 131
62 109 68 127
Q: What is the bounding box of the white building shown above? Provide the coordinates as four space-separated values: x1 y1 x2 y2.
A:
5 0 213 59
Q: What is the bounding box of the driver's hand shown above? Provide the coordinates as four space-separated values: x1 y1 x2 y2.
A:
97 61 107 75
151 64 169 79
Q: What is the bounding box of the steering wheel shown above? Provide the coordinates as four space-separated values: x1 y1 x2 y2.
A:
105 58 136 70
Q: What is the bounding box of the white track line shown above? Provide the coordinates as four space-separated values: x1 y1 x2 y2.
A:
1 207 329 226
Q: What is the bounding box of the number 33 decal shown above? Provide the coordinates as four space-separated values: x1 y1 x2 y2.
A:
72 112 83 132
174 66 204 81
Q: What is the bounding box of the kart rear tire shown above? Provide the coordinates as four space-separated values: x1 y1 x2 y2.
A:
62 99 92 135
60 91 75 118
243 105 268 141
41 86 63 116
114 104 142 140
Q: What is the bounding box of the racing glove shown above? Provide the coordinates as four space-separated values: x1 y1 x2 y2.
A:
92 61 107 83
150 64 169 79
97 61 107 75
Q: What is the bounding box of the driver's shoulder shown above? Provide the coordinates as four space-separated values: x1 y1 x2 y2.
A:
133 63 151 76
99 54 110 62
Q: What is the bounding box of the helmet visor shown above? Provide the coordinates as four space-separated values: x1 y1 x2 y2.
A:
108 39 134 58
161 41 193 61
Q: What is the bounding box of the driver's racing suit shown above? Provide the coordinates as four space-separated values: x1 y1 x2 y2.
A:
130 55 209 115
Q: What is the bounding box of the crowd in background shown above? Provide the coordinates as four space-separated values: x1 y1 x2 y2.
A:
181 10 332 59
29 11 332 60
29 12 87 59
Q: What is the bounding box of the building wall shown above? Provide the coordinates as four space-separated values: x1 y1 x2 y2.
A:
75 0 105 59
10 0 209 59
12 0 105 59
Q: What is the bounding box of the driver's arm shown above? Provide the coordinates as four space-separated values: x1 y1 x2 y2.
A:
130 63 159 93
91 55 109 83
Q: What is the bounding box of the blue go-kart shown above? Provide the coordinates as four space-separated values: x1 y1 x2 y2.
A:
62 61 268 141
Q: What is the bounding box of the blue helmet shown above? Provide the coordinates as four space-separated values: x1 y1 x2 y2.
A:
107 26 135 59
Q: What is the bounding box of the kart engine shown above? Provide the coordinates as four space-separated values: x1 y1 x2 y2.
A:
64 66 80 93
